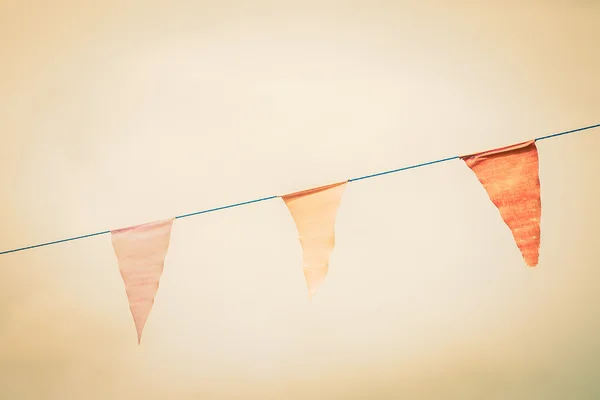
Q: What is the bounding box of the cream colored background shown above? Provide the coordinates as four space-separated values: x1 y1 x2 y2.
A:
1 1 599 399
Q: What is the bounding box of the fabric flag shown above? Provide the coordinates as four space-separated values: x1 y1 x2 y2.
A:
461 140 541 266
111 218 174 344
282 181 347 299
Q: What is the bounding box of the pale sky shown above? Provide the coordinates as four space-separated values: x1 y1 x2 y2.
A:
1 1 599 399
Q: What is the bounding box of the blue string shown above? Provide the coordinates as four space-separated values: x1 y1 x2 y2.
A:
1 123 598 256
175 196 278 219
348 156 460 182
534 123 600 141
0 230 111 255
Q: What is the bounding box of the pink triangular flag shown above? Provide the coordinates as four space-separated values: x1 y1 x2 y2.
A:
111 218 174 344
282 181 347 299
461 140 541 266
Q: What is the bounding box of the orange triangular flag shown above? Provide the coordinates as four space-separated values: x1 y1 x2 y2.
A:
111 218 174 344
282 181 347 299
461 140 541 266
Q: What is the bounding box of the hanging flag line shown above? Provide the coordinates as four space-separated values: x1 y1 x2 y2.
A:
1 123 598 257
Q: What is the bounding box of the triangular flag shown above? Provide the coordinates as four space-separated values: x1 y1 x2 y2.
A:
111 218 174 344
461 140 541 266
282 181 347 299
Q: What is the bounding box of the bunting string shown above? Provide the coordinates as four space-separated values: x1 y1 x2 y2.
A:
1 122 599 257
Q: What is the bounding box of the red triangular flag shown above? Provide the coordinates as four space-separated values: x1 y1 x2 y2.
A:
461 140 541 266
111 218 174 344
282 181 347 299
